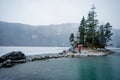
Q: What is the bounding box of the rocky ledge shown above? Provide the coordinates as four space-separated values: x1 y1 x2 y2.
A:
0 51 26 68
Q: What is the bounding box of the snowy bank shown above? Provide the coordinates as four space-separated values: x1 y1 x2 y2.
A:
0 49 112 68
26 49 112 62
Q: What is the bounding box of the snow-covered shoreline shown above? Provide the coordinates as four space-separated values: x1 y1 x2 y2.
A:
0 49 113 68
26 49 112 62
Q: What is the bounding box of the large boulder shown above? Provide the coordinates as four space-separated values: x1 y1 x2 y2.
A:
2 60 13 68
0 51 26 67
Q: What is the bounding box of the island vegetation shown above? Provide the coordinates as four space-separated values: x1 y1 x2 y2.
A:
69 5 113 49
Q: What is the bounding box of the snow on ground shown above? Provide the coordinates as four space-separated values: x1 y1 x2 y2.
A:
66 49 108 57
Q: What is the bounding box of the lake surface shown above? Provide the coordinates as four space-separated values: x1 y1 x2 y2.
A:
0 47 120 80
0 46 69 56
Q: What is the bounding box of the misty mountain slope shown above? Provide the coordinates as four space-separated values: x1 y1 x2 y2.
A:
0 21 120 47
0 21 79 46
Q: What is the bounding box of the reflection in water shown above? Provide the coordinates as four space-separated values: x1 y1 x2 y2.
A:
79 56 119 80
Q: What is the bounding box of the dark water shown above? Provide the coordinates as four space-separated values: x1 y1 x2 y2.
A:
0 50 120 80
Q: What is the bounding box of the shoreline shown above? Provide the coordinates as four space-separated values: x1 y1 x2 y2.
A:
26 48 113 62
0 48 113 68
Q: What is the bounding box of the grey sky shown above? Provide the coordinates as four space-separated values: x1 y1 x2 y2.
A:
0 0 120 28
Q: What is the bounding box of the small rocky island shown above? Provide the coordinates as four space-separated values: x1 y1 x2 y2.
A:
0 48 113 68
26 48 112 61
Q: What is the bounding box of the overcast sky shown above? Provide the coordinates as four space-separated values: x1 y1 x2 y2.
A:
0 0 120 28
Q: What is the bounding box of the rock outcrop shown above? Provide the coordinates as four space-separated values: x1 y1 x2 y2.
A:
0 51 26 68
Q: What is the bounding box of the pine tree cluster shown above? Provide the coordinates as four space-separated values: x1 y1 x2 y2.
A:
69 5 113 49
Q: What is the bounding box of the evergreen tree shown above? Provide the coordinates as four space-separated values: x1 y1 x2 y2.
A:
98 23 113 48
94 30 100 48
78 16 86 45
69 33 75 47
99 25 106 48
104 23 113 46
86 5 98 48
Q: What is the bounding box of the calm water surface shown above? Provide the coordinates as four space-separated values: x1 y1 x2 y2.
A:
0 47 120 80
0 46 69 56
